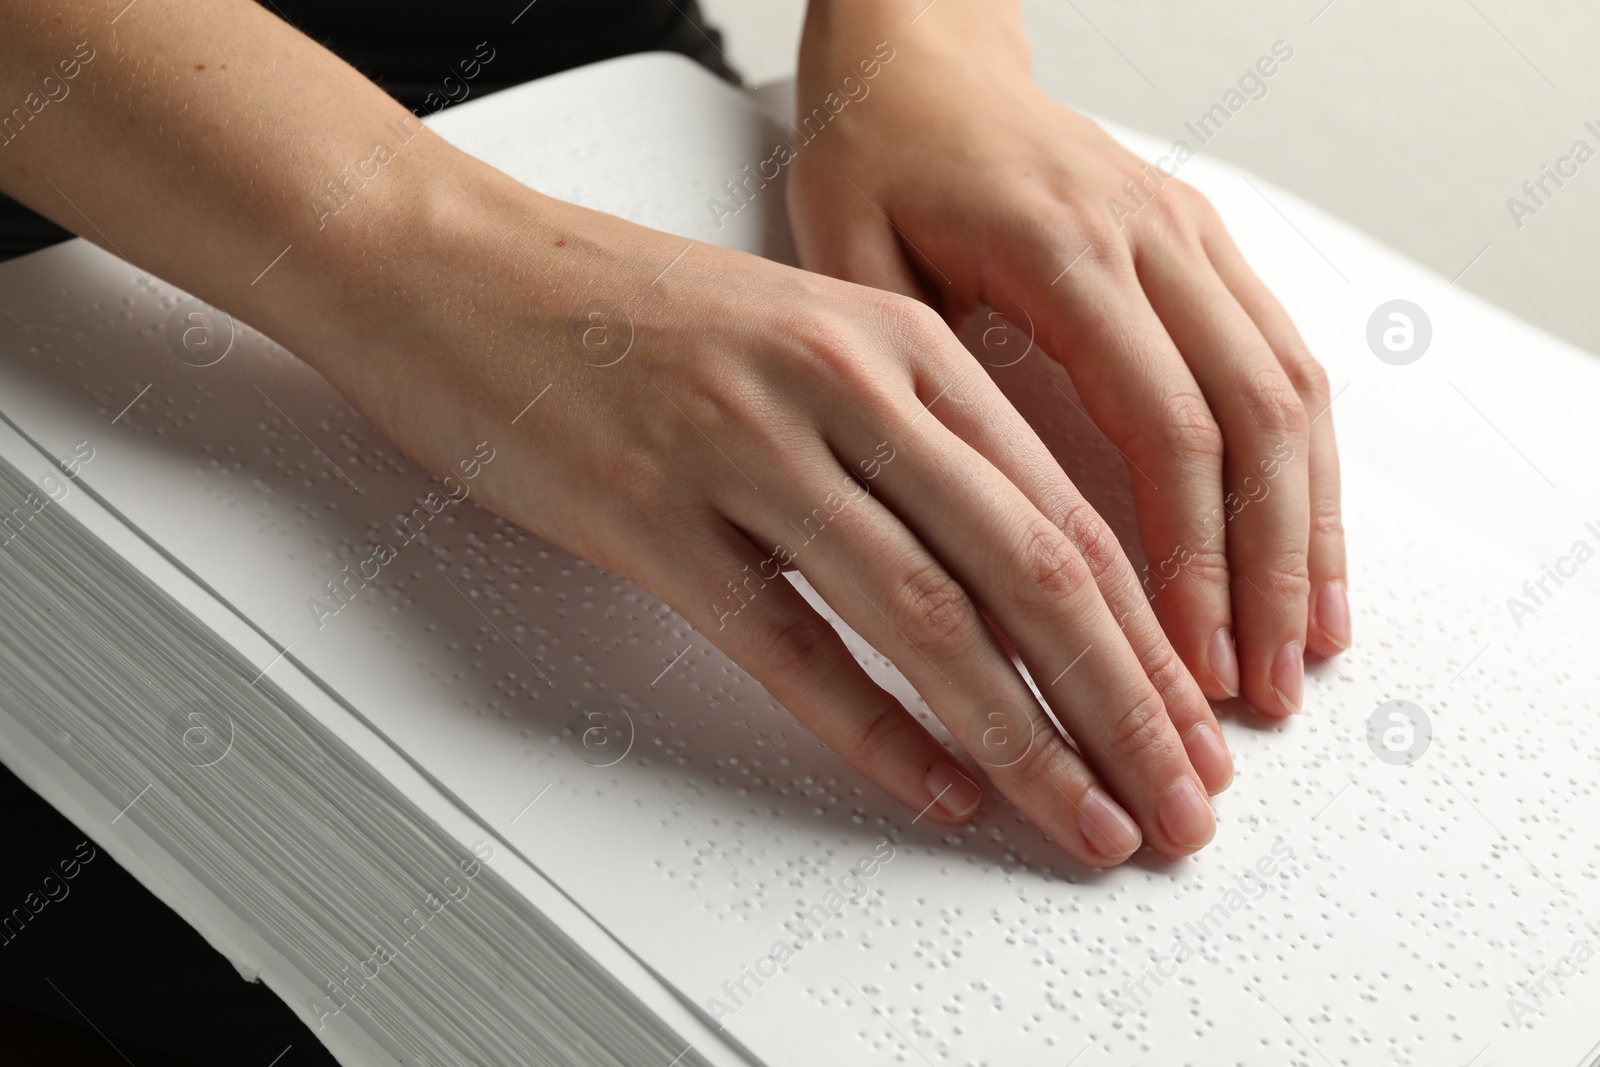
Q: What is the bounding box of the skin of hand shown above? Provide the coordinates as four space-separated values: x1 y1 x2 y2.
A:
0 0 1237 867
789 0 1351 720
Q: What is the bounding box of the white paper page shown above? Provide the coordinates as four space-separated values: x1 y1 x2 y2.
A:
0 52 1596 1067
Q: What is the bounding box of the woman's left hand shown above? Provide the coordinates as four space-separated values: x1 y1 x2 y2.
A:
787 0 1349 720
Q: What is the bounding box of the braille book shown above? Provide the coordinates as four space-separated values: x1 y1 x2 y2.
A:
0 52 1596 1067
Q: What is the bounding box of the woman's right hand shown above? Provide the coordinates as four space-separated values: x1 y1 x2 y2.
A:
0 0 1230 867
315 169 1234 867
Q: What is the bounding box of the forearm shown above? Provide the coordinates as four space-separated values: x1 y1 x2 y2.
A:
0 0 537 380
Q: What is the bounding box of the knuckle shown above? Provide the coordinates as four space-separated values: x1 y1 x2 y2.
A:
1100 688 1172 764
1004 722 1071 788
1072 210 1129 257
790 311 873 384
689 375 780 443
1045 186 1117 241
1058 499 1123 580
1145 392 1225 464
1170 542 1230 586
1122 179 1202 247
1015 521 1094 606
1145 517 1232 597
893 560 976 654
1310 506 1346 544
1239 367 1310 441
752 610 838 679
884 298 973 386
1281 349 1331 410
883 295 947 346
795 301 941 407
850 697 912 766
1254 556 1312 603
1143 184 1192 230
1143 645 1198 705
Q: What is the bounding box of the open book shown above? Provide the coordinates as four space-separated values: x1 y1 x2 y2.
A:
1 52 1597 1067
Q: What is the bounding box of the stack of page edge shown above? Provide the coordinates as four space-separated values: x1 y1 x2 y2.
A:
0 423 726 1065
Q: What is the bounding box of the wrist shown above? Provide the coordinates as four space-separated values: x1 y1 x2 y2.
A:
263 136 561 389
275 135 686 438
799 0 1028 90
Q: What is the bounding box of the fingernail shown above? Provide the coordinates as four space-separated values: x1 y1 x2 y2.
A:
1315 579 1352 652
1157 777 1215 850
925 762 982 820
1207 628 1241 697
1183 722 1234 794
1270 641 1304 715
1077 786 1141 860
